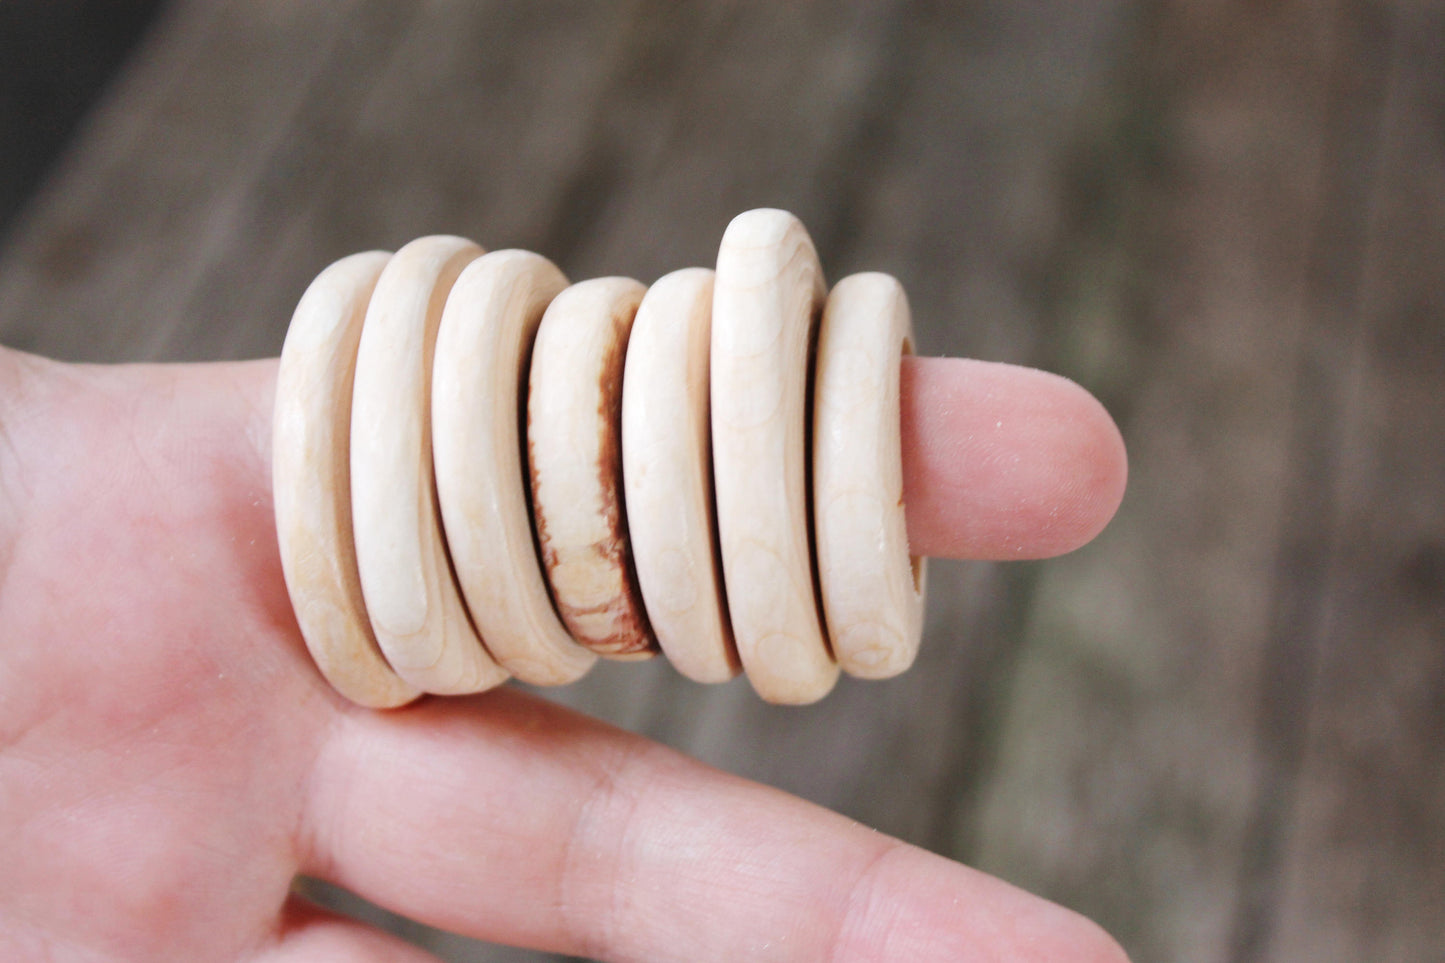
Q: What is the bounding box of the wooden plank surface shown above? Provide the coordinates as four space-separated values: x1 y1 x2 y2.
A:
1264 3 1445 959
974 2 1358 959
968 3 1445 962
0 2 1441 962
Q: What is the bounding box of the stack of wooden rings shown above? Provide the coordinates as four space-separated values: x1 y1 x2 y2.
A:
273 208 926 708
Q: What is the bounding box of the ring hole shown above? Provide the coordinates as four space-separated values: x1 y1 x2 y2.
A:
901 335 921 593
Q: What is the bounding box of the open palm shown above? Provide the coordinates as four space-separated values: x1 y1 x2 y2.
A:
0 348 1129 962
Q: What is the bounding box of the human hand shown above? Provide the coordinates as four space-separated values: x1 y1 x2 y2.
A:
0 347 1128 961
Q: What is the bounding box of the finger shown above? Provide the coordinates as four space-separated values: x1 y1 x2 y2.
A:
901 356 1127 559
299 690 1128 962
201 351 1123 568
249 899 443 963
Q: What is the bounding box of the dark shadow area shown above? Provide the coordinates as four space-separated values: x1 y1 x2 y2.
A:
0 0 167 240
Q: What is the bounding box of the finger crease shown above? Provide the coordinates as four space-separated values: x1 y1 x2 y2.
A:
826 838 908 963
556 739 657 960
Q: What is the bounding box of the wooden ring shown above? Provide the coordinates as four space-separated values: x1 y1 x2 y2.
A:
432 250 597 685
350 235 507 695
528 277 656 659
711 209 839 704
814 273 927 678
622 268 740 683
273 251 420 708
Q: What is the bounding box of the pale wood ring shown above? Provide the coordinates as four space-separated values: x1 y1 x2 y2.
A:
432 250 597 685
350 235 508 695
273 251 420 708
814 272 928 678
622 267 740 683
711 209 840 704
528 276 656 659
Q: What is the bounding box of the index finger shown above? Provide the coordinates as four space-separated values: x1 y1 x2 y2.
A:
260 351 1124 567
901 356 1127 560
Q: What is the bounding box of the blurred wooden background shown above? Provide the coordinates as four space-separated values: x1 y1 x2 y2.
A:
2 2 1441 961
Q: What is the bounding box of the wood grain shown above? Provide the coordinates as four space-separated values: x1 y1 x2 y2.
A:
350 235 504 696
528 276 655 660
711 209 838 705
433 249 596 687
814 272 925 679
272 249 419 708
622 267 740 684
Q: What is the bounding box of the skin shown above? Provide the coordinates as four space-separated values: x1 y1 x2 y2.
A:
0 348 1128 962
